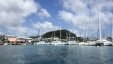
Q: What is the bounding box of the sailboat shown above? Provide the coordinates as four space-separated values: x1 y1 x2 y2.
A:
70 29 78 45
51 31 66 45
86 7 97 46
67 23 77 45
96 2 112 46
102 19 113 46
51 21 65 45
112 19 113 45
78 14 96 46
67 35 77 45
34 23 46 45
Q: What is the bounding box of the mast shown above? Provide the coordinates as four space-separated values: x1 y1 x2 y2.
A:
112 19 113 43
82 18 85 42
68 25 70 41
88 0 91 40
52 27 55 41
60 21 61 41
88 13 90 41
66 29 68 41
98 1 102 40
39 22 41 41
85 17 88 41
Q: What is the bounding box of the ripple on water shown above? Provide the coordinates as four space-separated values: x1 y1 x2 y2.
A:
0 45 113 64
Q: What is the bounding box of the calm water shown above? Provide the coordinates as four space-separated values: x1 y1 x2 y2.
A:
0 45 113 64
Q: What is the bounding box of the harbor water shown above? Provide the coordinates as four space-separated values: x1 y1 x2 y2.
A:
0 45 113 64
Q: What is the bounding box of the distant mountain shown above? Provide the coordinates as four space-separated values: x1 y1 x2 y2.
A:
42 29 76 39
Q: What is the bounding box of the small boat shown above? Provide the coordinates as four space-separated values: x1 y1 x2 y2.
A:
103 40 112 46
67 41 77 45
87 41 96 46
79 42 88 46
22 43 27 45
34 41 48 45
51 41 65 45
4 43 9 45
78 41 96 46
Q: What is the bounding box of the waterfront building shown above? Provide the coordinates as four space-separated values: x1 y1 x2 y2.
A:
25 38 33 43
17 38 26 44
7 35 17 44
8 37 17 44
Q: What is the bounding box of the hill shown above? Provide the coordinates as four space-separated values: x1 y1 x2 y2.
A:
42 29 76 39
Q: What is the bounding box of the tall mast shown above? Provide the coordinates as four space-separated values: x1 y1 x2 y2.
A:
68 25 70 41
112 19 113 43
98 1 102 40
53 25 55 40
39 22 41 41
88 0 91 39
60 21 61 41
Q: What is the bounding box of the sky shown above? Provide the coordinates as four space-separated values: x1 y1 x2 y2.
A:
0 0 113 38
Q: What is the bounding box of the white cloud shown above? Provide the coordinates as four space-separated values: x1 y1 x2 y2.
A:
33 21 60 30
0 0 52 37
59 0 113 37
7 21 60 37
0 0 39 27
32 21 60 35
37 8 51 18
63 0 88 15
7 26 38 37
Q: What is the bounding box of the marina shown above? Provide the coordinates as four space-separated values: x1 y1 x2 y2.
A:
0 0 113 64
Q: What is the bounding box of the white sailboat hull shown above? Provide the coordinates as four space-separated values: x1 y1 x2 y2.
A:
96 39 113 46
68 41 77 45
103 42 112 46
51 41 66 45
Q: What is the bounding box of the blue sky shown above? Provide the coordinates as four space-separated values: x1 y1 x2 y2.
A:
0 0 113 38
